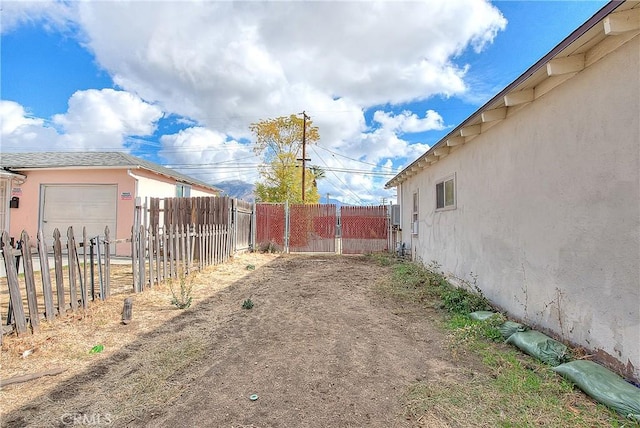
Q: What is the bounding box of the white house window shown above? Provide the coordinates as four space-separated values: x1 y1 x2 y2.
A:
436 174 456 210
412 191 419 234
176 183 191 197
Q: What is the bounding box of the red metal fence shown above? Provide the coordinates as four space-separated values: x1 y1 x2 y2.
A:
255 203 388 254
341 206 389 254
289 204 336 253
256 203 286 252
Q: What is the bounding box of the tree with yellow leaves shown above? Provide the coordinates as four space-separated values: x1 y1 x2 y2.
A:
251 114 321 203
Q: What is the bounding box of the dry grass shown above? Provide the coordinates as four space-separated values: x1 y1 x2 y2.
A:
0 252 280 416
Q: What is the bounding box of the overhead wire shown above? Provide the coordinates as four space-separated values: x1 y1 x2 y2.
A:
309 145 367 205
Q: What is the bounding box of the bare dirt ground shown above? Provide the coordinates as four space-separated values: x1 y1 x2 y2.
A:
1 253 479 427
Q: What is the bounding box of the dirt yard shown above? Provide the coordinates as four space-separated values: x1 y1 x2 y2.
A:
1 253 481 427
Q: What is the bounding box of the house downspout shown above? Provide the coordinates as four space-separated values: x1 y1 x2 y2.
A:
127 169 139 197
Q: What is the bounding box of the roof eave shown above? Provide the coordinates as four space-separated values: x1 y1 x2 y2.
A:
385 0 627 189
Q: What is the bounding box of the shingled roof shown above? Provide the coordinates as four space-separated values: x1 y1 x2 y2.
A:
0 151 219 192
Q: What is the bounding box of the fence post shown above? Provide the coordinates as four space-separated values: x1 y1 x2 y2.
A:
232 198 237 254
1 231 27 336
162 226 168 281
96 233 105 300
132 197 141 292
37 230 55 321
53 229 65 314
147 224 154 287
67 227 79 312
104 226 111 299
83 227 88 306
138 224 146 291
154 224 161 285
285 201 290 253
21 231 40 333
198 224 203 270
251 202 257 252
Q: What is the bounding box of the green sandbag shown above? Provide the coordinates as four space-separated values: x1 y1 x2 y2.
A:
498 320 528 339
552 360 640 421
505 330 568 366
469 311 498 321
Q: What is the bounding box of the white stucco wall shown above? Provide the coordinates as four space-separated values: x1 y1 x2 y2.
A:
133 171 178 199
400 36 639 380
131 169 218 199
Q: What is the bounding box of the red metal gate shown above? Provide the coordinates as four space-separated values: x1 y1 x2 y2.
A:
289 204 336 253
341 205 389 254
256 203 285 251
256 203 388 254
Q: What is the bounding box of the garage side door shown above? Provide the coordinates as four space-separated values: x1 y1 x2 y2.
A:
41 184 117 252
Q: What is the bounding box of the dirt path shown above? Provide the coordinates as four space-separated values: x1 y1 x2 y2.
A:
2 254 472 427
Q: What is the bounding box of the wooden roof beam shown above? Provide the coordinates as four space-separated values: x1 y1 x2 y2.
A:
504 89 534 106
433 147 450 157
460 124 481 137
481 107 507 122
546 53 585 76
446 136 465 147
604 8 640 35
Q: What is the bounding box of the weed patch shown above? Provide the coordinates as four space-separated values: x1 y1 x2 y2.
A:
169 274 194 309
381 257 637 427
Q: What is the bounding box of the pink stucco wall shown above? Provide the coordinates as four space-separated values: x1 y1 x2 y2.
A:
8 167 219 256
9 168 136 256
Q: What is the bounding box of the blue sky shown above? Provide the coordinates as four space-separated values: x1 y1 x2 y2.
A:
1 0 608 204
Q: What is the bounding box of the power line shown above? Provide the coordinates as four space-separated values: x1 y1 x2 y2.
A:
314 144 395 171
309 145 367 205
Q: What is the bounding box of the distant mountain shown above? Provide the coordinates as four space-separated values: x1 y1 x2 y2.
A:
320 197 350 207
214 180 255 201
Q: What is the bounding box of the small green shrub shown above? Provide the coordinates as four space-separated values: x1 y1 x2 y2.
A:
169 274 193 309
258 242 278 253
242 298 254 309
448 313 505 343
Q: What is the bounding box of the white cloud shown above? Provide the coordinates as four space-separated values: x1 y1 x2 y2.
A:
74 0 505 130
0 0 75 34
0 101 44 135
0 90 162 152
373 110 446 134
0 100 60 151
159 127 259 184
3 0 507 203
52 89 162 149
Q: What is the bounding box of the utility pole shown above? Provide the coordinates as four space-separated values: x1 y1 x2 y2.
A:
299 111 310 203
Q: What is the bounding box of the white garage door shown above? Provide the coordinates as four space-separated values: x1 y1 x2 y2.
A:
41 184 117 252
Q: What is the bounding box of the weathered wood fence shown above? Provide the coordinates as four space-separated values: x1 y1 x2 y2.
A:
0 226 113 342
131 196 254 292
0 196 256 340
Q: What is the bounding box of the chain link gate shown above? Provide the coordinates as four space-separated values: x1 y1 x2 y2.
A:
289 204 336 253
255 203 286 252
341 205 389 254
256 203 388 254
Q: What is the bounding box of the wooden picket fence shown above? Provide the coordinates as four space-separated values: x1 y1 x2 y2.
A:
0 226 113 342
131 196 248 292
0 196 255 341
131 223 234 293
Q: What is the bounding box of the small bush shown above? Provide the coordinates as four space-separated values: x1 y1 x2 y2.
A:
448 313 505 343
242 298 254 309
169 274 193 309
258 241 279 253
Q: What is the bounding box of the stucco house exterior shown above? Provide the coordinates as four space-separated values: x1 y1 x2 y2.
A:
386 1 639 381
0 152 220 256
